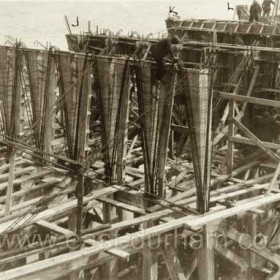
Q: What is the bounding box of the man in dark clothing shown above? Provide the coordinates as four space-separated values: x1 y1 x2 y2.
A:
150 35 180 81
249 0 262 22
253 110 280 142
262 0 275 17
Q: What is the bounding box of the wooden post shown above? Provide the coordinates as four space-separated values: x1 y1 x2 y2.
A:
157 71 176 197
5 153 16 216
5 46 22 216
64 15 72 34
100 259 119 280
142 242 159 280
101 200 119 280
213 31 217 44
169 129 175 160
43 51 56 160
161 242 186 280
226 100 234 175
68 211 79 280
197 224 215 280
76 173 85 239
116 60 130 184
141 221 159 280
75 54 92 240
266 161 280 195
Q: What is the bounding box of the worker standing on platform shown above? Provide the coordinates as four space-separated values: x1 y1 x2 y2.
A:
262 0 275 17
150 35 180 81
249 0 262 22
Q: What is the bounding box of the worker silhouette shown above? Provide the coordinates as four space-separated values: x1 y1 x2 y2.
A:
262 0 275 17
150 35 180 81
253 110 279 142
249 0 262 22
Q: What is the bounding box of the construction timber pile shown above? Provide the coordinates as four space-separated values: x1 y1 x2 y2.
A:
2 11 280 280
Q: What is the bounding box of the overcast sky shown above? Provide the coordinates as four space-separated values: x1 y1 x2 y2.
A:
0 0 255 2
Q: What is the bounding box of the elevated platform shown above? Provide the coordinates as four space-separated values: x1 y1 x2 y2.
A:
166 17 280 46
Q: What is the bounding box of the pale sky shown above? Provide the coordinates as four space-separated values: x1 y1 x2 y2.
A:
0 0 255 2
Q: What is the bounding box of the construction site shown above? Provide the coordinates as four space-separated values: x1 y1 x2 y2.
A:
2 5 280 279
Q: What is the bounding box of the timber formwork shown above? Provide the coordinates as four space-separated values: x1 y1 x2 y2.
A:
1 33 280 280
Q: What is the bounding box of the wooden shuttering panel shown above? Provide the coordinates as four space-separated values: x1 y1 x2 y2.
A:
136 62 176 198
0 46 18 137
188 69 211 186
24 50 51 149
187 68 212 211
95 57 130 183
58 53 92 162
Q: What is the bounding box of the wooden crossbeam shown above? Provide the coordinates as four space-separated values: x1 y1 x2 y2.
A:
219 91 280 108
0 159 27 174
0 186 123 234
0 179 59 204
229 136 280 150
214 65 259 145
2 189 280 280
184 192 280 230
227 228 280 266
266 161 280 195
36 220 130 259
36 220 74 236
0 166 36 185
232 118 280 162
84 239 130 259
161 244 187 280
0 169 53 192
97 197 146 215
185 257 197 280
215 243 249 271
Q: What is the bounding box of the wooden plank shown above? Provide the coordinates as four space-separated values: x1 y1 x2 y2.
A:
0 240 71 267
232 118 280 162
0 182 76 221
1 194 274 279
185 257 197 280
169 170 189 189
0 159 28 174
266 161 280 195
36 220 73 236
149 161 260 213
184 192 280 230
227 228 280 266
161 244 186 280
84 239 130 259
258 88 280 94
229 136 280 150
97 197 146 215
0 179 59 204
213 64 259 146
126 135 138 158
0 169 52 192
210 184 266 204
0 186 123 234
219 91 280 108
0 166 36 186
215 243 249 271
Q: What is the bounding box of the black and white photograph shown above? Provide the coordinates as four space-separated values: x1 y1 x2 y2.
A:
0 0 280 279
